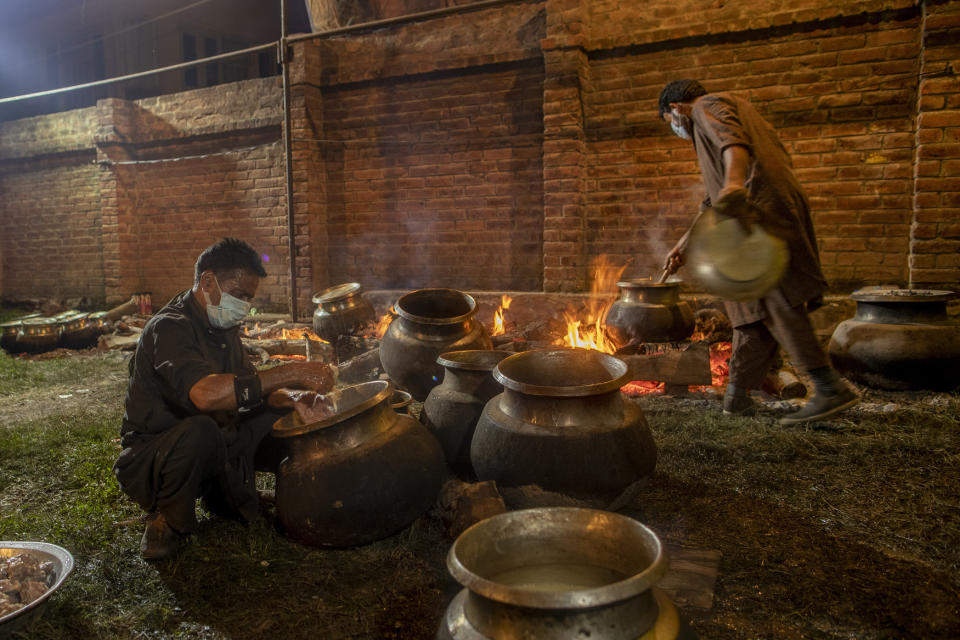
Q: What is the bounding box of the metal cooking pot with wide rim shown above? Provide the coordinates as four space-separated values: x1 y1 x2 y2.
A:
380 288 493 401
605 280 695 346
828 288 960 391
470 349 657 499
271 380 445 547
311 282 376 343
0 320 21 353
437 507 696 639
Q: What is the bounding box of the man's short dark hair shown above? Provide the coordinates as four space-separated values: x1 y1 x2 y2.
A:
658 80 708 118
194 238 267 284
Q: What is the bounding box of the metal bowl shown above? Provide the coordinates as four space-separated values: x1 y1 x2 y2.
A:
0 542 75 639
685 207 788 301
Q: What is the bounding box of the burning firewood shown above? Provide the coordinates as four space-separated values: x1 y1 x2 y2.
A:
693 308 732 343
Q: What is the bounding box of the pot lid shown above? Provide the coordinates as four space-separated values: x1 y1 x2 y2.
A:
446 507 668 609
850 288 956 303
271 380 391 438
686 208 789 301
312 282 362 304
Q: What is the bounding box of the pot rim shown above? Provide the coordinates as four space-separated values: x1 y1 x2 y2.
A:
395 288 477 326
446 507 668 609
850 288 956 303
271 380 392 438
312 282 363 305
436 349 512 371
616 279 681 289
493 349 630 396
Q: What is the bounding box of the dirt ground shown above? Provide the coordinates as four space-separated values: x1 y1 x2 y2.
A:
3 341 959 639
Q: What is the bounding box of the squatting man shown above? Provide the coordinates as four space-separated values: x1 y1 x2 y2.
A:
658 79 859 425
113 238 335 560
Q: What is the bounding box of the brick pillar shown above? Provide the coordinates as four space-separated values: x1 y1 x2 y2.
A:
541 0 589 292
96 98 140 305
289 40 329 318
911 1 960 288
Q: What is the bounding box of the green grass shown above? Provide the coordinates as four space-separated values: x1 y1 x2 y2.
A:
0 352 449 640
0 350 125 397
1 349 958 639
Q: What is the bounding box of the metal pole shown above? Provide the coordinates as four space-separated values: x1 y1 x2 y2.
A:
280 0 299 322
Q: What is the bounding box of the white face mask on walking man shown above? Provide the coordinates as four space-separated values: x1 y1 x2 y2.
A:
203 276 252 329
670 108 692 140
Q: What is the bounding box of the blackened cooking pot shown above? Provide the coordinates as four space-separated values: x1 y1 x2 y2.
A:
311 282 376 343
470 349 657 499
272 380 445 547
380 289 493 401
605 280 695 346
828 288 960 391
422 350 511 479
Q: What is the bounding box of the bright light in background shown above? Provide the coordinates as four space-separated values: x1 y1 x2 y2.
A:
262 254 270 262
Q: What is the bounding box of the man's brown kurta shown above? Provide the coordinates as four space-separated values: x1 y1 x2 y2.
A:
689 92 827 327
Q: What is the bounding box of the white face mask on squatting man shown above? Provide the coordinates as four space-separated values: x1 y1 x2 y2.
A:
203 277 252 329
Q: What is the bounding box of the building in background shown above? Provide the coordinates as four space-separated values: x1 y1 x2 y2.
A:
0 0 310 120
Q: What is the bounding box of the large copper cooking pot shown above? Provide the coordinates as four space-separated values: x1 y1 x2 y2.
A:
605 280 695 346
470 349 656 499
380 288 492 401
437 507 696 639
422 350 511 479
311 282 376 343
272 380 445 547
828 288 960 391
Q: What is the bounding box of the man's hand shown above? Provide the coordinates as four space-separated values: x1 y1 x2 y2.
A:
288 361 336 393
714 186 756 233
267 388 320 409
662 241 686 278
261 360 335 397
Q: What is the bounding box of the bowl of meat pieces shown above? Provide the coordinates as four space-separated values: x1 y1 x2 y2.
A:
0 542 74 639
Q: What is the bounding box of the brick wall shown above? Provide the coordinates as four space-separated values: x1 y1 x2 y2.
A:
318 63 545 292
0 159 102 300
583 6 923 288
0 107 102 301
1 0 959 309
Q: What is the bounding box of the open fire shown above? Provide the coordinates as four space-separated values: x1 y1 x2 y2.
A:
491 295 512 337
552 256 626 354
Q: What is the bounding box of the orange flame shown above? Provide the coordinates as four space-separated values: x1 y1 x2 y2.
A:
374 310 395 339
280 327 329 343
491 294 513 336
553 255 627 353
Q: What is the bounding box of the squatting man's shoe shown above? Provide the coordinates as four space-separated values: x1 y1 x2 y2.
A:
779 385 859 426
140 513 183 560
